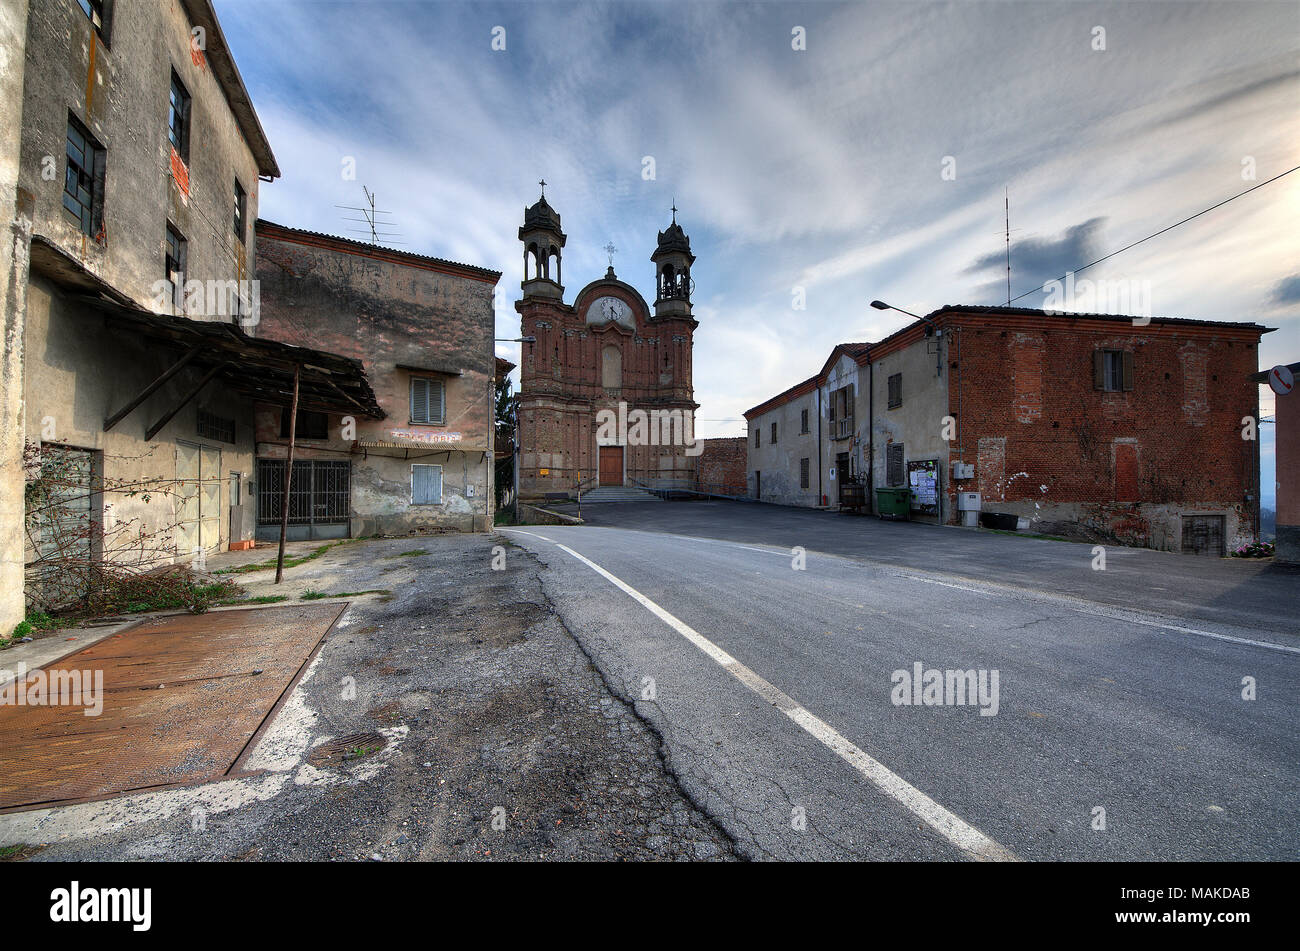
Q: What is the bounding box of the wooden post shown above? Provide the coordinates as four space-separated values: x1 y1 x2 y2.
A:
274 364 300 584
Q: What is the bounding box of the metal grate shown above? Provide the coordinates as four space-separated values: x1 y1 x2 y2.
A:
257 459 350 525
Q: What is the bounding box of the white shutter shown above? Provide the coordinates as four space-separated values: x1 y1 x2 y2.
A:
409 378 445 424
412 464 442 504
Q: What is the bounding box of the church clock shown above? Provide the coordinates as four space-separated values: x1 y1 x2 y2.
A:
588 295 634 329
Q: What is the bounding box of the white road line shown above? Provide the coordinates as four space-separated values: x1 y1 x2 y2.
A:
897 574 991 595
1067 609 1300 656
502 528 1020 862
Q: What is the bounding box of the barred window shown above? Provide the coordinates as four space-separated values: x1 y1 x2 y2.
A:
197 409 235 444
800 457 810 489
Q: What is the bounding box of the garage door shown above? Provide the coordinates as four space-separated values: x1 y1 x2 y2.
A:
176 441 222 557
1181 515 1225 557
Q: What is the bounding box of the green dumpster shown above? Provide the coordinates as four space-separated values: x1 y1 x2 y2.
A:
875 487 911 519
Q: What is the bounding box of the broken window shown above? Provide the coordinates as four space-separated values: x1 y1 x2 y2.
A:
887 444 905 487
412 464 443 505
888 373 902 409
169 69 191 161
800 457 810 489
279 408 329 440
77 0 106 35
1094 350 1133 392
63 114 105 237
410 377 445 425
164 223 186 308
234 179 247 243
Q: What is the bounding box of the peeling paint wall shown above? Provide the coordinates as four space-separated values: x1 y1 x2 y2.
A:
870 332 950 523
254 225 499 534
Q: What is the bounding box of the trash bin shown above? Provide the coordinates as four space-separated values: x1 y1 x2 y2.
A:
875 486 911 519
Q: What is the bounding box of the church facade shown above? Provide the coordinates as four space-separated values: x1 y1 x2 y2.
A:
515 192 699 498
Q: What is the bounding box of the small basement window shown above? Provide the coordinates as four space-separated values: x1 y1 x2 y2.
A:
412 464 443 505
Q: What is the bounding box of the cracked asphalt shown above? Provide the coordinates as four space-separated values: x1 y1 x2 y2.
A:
6 500 1296 862
502 501 1300 861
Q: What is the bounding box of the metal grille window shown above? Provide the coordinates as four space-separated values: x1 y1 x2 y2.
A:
888 373 902 409
234 179 246 243
1094 350 1133 392
256 460 350 526
412 464 443 505
169 69 191 161
800 457 810 489
165 223 186 307
197 409 235 444
887 444 905 487
409 377 445 424
63 115 105 237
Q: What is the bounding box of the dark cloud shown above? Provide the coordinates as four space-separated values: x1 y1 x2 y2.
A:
1157 68 1300 128
966 217 1106 289
1271 275 1300 306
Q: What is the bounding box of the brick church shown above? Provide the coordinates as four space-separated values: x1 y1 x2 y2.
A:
515 189 699 498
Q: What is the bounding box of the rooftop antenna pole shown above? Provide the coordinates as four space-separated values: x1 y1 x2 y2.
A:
1005 188 1012 306
335 185 402 245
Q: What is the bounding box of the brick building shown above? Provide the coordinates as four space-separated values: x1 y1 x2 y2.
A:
695 437 748 496
747 306 1271 554
515 192 699 498
253 220 502 536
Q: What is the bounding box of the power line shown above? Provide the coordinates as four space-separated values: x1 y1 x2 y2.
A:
1008 164 1300 305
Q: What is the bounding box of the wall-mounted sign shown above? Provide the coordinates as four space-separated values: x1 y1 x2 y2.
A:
539 468 550 476
1268 364 1294 396
908 459 939 513
389 430 461 445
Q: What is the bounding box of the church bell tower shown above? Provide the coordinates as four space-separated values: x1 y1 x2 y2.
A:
651 206 694 319
519 181 565 300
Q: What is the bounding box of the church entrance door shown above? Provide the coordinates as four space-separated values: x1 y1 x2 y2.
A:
599 446 624 486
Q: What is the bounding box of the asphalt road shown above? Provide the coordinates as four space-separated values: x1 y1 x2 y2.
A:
503 502 1300 861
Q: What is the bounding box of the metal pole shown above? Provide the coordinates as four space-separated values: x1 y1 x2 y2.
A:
512 395 520 524
274 363 300 584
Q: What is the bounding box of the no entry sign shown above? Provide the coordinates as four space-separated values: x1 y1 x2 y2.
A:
1268 364 1294 396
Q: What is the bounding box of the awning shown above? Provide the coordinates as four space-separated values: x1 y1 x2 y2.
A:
30 237 385 437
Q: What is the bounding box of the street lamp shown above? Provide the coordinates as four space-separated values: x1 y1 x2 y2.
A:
871 300 943 375
493 338 533 523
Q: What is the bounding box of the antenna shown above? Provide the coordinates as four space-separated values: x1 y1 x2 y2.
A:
334 185 403 245
1005 188 1011 307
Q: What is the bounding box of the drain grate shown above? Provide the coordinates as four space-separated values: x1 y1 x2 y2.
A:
306 731 388 768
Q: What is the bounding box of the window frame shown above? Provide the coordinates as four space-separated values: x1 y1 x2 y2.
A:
1095 349 1134 393
800 407 809 434
168 68 191 162
234 178 247 244
164 221 186 309
754 427 760 449
63 113 105 237
886 443 905 487
409 376 446 425
411 463 443 505
279 407 329 440
887 373 903 409
770 421 778 445
77 0 107 36
800 457 810 490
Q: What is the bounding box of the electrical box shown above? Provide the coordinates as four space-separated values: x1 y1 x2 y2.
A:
956 492 981 511
952 462 974 480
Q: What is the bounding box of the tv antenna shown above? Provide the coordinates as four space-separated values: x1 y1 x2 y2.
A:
335 185 403 245
995 188 1023 306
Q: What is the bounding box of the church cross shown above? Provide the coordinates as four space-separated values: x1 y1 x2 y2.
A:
604 242 617 267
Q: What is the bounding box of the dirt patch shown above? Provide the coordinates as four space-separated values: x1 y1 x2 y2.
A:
306 732 390 768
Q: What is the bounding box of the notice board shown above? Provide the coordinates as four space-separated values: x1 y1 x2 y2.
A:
908 459 939 514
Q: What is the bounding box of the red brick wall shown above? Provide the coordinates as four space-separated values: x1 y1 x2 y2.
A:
947 313 1261 545
696 437 747 495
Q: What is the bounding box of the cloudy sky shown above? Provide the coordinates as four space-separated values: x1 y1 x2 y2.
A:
216 0 1298 506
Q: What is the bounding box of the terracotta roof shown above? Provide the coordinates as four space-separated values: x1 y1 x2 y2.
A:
256 219 502 283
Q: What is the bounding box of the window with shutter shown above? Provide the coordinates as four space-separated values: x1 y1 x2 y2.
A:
412 464 443 505
410 377 445 424
887 444 905 487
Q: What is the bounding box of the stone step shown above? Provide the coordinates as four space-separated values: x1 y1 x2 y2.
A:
579 486 663 503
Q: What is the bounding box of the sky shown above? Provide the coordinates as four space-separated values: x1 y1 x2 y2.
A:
214 0 1298 508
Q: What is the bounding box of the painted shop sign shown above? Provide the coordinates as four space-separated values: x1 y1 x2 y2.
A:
389 430 462 445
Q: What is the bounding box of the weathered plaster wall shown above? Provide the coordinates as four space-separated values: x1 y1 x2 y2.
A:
17 0 261 316
1275 384 1297 563
1 0 31 633
254 226 499 533
24 275 256 573
746 388 817 505
870 332 950 523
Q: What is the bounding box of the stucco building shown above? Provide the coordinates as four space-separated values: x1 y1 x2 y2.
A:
746 306 1270 554
1252 361 1298 563
0 0 384 625
253 220 502 537
515 192 699 498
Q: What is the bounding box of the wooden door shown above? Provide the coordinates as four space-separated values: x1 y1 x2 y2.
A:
598 446 623 486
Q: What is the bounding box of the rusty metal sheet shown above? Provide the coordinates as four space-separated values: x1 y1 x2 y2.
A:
0 602 346 812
